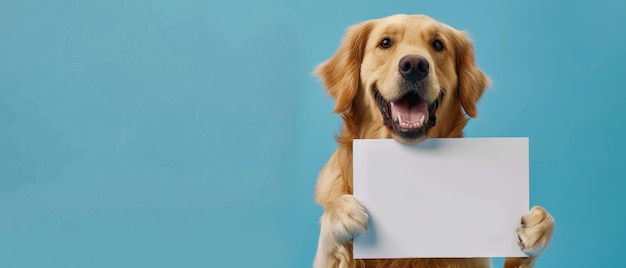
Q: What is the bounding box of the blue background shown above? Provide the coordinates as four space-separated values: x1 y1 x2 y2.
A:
1 0 624 267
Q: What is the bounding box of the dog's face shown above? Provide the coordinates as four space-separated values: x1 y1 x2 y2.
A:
317 14 488 143
361 15 460 141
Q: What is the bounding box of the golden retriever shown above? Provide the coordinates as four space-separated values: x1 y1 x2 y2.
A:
313 14 554 268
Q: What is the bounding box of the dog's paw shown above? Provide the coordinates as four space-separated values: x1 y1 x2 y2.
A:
325 194 369 244
517 206 555 256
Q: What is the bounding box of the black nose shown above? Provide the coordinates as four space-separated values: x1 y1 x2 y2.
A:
398 55 429 81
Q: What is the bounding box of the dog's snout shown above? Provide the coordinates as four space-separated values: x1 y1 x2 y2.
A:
398 55 429 81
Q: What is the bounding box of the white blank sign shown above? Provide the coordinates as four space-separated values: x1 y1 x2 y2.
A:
352 138 529 259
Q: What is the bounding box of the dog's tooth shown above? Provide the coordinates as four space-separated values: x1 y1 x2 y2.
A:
419 115 425 125
397 114 402 123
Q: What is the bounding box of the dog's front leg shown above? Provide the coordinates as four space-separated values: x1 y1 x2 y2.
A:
503 206 555 268
314 194 369 268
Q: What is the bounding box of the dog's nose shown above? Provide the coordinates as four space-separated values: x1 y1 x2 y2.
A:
398 55 429 81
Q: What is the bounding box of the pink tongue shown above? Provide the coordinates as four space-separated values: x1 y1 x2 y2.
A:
390 98 428 123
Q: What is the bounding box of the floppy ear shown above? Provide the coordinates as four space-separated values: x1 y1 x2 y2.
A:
315 21 374 113
455 31 490 118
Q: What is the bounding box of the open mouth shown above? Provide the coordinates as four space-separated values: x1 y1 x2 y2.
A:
374 89 439 140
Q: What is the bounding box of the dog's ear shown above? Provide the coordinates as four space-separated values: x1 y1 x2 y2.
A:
315 21 374 113
454 31 490 118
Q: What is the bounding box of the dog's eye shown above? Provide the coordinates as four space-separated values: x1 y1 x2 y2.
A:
379 38 392 49
432 39 444 51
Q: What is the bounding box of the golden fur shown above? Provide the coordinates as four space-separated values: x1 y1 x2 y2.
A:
313 14 554 268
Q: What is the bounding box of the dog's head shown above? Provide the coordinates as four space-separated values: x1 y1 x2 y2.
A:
316 14 489 143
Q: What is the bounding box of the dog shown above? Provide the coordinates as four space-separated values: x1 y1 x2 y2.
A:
313 14 554 268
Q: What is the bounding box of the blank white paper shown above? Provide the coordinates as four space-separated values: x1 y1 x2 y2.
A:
352 138 529 259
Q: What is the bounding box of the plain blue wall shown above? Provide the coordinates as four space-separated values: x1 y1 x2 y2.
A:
1 0 625 267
